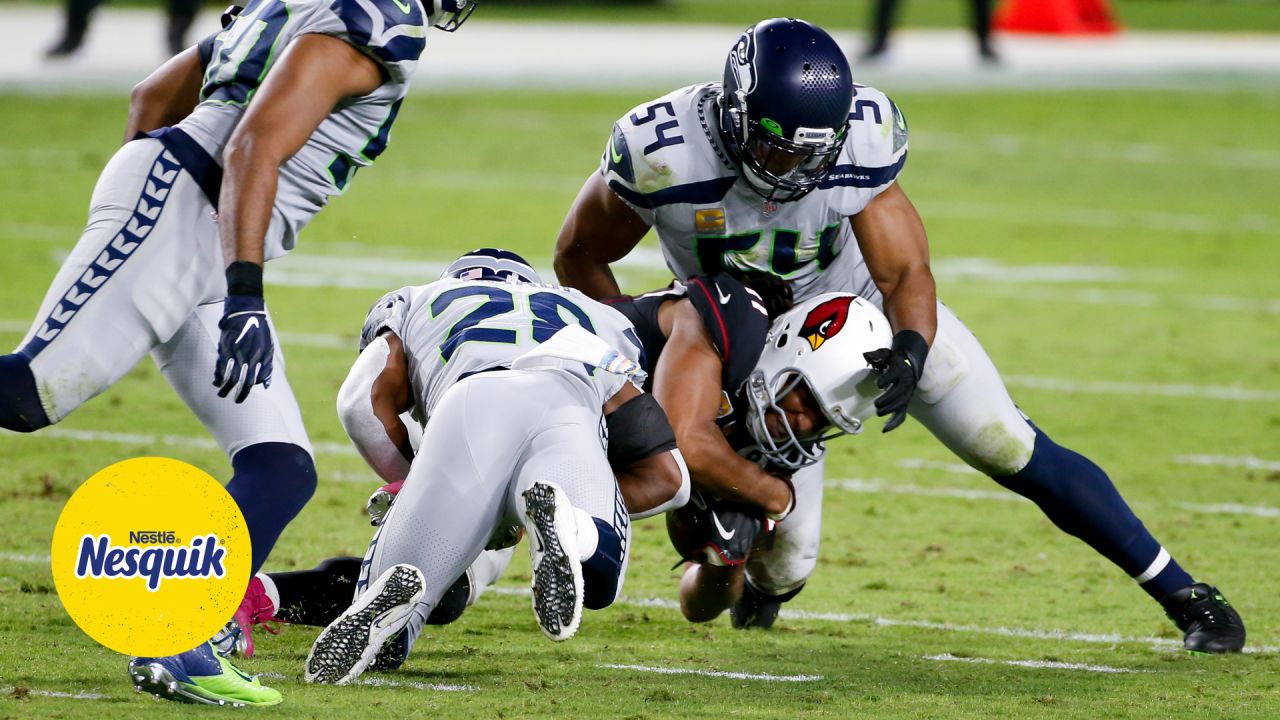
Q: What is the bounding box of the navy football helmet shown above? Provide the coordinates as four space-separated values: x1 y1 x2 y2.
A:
720 18 854 202
442 248 542 285
427 0 476 32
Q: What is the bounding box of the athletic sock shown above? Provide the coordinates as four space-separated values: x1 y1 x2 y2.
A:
226 442 317 575
992 427 1194 601
268 557 361 627
0 353 51 432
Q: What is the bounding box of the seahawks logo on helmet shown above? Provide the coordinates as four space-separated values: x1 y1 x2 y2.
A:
729 31 757 95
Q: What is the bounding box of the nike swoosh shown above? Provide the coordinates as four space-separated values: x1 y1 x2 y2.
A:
235 316 260 344
609 135 624 165
716 286 732 305
391 0 413 14
711 511 736 540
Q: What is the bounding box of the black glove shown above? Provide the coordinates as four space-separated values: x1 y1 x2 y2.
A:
863 329 929 433
670 490 763 567
213 262 273 404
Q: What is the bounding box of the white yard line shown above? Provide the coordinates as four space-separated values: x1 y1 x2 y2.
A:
897 458 982 475
1 686 110 700
1003 375 1280 402
598 663 821 682
488 587 1280 654
922 653 1147 674
0 552 50 563
1174 454 1280 473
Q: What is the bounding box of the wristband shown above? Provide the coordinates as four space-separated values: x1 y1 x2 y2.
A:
767 475 796 522
226 260 264 298
891 329 930 381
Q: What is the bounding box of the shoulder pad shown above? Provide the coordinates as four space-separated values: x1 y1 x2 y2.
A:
820 86 908 191
358 287 411 351
600 85 735 214
682 273 771 393
325 0 426 70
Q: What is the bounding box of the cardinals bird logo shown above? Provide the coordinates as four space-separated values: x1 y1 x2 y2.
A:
799 296 853 351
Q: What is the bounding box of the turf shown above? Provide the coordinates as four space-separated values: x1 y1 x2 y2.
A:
0 84 1278 717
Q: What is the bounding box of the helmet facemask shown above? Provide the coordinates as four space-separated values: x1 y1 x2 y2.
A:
428 0 476 31
738 120 845 202
743 368 847 471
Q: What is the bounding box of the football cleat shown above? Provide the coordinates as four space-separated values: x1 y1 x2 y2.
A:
128 641 282 707
518 481 584 642
212 575 282 658
730 581 782 630
367 481 404 526
1163 583 1246 653
305 564 425 684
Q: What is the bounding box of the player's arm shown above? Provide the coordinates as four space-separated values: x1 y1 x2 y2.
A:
336 332 415 484
850 182 938 432
604 382 690 519
554 172 653 300
655 301 793 517
124 45 206 142
213 33 384 402
220 34 382 267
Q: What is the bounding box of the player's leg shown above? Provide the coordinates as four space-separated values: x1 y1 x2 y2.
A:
306 375 530 683
908 301 1244 651
151 302 317 576
735 457 825 629
0 139 219 432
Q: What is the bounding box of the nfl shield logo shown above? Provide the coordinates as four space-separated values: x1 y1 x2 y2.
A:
761 201 779 216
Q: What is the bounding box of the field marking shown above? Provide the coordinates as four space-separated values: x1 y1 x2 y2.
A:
922 200 1280 238
922 653 1147 674
1 686 110 700
827 476 1280 520
1174 454 1280 473
258 671 474 692
948 284 1280 315
10 427 360 458
897 458 982 475
0 552 50 563
489 587 1280 654
1003 375 1280 402
913 131 1280 173
598 663 821 682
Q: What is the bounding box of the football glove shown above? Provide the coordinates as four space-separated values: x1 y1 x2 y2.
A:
366 481 403 526
214 294 273 404
864 330 929 433
671 490 764 567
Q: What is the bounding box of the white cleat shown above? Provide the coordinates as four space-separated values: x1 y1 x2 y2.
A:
518 481 584 642
304 563 424 685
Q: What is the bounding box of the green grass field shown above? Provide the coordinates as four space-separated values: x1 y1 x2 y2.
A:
1 82 1278 718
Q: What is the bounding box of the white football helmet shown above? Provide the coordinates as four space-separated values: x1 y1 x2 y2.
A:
743 293 892 470
427 0 476 31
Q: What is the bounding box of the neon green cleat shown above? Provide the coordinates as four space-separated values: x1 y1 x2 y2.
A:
128 641 283 707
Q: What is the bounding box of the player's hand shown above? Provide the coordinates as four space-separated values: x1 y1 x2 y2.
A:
863 330 929 433
366 481 403 526
214 295 273 403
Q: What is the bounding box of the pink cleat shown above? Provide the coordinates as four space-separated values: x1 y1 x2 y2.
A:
212 576 282 658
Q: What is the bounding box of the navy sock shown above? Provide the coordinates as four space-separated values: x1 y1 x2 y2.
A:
993 427 1193 601
226 442 317 575
0 353 51 432
581 518 623 610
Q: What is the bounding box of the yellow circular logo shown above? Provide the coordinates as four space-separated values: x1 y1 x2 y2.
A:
51 457 250 657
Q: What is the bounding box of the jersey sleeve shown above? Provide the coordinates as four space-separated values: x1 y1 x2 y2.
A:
821 86 909 216
358 285 413 351
682 273 771 393
599 119 657 225
303 0 427 86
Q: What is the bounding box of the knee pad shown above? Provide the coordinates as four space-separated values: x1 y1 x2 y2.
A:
581 518 623 611
0 354 51 432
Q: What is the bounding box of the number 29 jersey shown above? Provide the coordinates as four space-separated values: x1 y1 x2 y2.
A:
360 279 645 422
178 0 427 260
600 82 908 304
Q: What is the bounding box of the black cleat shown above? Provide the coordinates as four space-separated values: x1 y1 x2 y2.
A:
1162 583 1246 654
730 582 781 630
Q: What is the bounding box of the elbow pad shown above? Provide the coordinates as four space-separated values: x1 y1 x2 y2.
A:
605 392 677 469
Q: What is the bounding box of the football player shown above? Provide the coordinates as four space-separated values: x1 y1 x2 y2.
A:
303 249 688 684
0 0 481 706
553 18 1245 651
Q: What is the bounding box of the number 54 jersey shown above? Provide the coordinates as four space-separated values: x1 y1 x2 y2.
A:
178 0 427 260
360 279 645 422
601 82 908 303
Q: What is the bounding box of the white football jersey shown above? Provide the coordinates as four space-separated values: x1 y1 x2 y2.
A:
178 0 426 260
361 279 644 422
601 82 908 303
